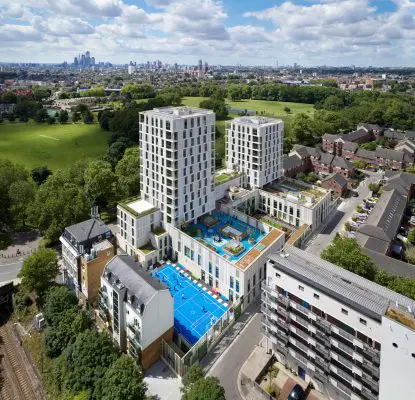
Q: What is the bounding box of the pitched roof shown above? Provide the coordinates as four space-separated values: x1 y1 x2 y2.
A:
283 154 303 171
383 171 415 196
375 148 405 162
321 173 348 187
66 218 111 243
342 128 370 142
104 255 168 309
319 152 334 165
357 189 406 242
383 130 404 141
332 156 354 170
343 141 359 152
356 148 376 160
395 139 415 154
322 133 341 142
290 145 320 159
357 123 382 132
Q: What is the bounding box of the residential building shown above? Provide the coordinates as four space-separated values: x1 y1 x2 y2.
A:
320 173 349 197
226 116 283 189
60 217 115 306
139 106 216 226
262 246 415 400
0 103 16 114
98 255 174 369
259 178 332 230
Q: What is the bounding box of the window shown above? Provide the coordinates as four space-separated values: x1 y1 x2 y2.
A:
215 266 219 279
208 262 212 274
298 285 304 291
230 276 234 288
235 280 240 293
275 272 281 278
341 308 349 315
313 293 319 299
360 318 367 326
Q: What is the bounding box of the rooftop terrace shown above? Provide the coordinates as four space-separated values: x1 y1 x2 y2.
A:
148 106 213 117
182 211 283 269
119 197 158 218
262 179 326 208
231 116 283 126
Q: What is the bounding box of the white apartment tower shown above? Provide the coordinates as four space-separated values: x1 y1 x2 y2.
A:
226 116 284 189
139 107 216 227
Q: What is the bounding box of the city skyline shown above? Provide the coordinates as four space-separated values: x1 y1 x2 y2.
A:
1 0 415 66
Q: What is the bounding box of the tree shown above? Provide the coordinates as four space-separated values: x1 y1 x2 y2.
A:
408 229 415 244
182 365 205 394
289 113 317 146
45 308 93 358
115 147 140 198
182 377 225 400
98 110 114 131
27 169 91 242
405 247 415 265
8 180 35 228
353 159 368 170
368 183 380 194
43 286 78 327
18 248 60 296
59 110 69 124
321 236 377 280
284 106 291 113
199 98 228 120
62 330 118 394
84 160 116 205
94 355 147 400
34 108 49 123
105 137 133 166
31 165 52 185
72 112 81 123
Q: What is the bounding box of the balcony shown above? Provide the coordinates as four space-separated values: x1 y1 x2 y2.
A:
363 344 380 364
329 377 353 399
362 359 379 378
261 281 272 293
276 305 289 319
316 316 331 333
290 300 310 317
315 343 330 359
128 334 141 350
361 387 377 400
361 372 379 392
276 295 290 308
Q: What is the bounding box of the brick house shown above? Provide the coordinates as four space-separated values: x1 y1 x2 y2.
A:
282 154 306 178
320 173 348 197
331 156 355 179
342 141 359 160
322 134 343 155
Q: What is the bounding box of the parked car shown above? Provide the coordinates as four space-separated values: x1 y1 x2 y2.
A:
351 190 359 197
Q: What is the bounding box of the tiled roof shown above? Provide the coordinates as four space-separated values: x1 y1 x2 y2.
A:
66 218 111 243
375 148 405 162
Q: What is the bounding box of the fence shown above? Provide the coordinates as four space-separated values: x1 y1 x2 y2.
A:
161 297 242 377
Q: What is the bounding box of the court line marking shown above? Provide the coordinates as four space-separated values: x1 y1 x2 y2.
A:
39 134 60 141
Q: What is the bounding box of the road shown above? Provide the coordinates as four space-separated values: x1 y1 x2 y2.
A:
208 313 262 400
0 261 23 284
305 171 383 256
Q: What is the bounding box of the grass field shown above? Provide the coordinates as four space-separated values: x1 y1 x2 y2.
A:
0 122 111 170
181 97 314 120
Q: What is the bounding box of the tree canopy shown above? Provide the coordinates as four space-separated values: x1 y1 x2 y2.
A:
18 248 60 296
94 355 147 400
182 377 226 400
321 236 377 280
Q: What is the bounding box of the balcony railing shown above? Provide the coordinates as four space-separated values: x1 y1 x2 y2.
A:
329 377 352 398
276 295 290 308
316 316 331 332
361 372 379 391
362 359 379 378
290 300 310 317
361 387 377 400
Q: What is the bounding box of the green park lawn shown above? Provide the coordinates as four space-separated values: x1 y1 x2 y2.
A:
181 97 314 120
0 122 111 171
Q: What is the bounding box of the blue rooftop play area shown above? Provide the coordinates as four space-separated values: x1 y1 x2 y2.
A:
182 211 266 262
153 264 228 345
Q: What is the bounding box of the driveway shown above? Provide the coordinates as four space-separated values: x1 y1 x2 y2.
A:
207 311 262 400
305 171 383 256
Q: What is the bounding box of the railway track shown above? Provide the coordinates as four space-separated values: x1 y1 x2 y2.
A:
0 323 39 400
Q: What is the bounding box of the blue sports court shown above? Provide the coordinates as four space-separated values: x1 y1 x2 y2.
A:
153 264 228 346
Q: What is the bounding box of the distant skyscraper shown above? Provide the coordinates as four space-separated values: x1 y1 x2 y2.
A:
198 59 203 71
81 54 85 66
91 57 95 66
74 57 78 66
204 61 208 72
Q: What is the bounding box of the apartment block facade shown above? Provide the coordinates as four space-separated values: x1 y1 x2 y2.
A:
139 107 216 227
261 246 415 400
60 217 115 306
99 255 174 369
226 116 283 189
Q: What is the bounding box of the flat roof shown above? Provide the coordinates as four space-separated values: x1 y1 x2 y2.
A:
269 246 415 322
128 199 156 214
231 116 283 126
142 106 214 118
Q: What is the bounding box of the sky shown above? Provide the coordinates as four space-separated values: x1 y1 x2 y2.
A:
1 0 415 66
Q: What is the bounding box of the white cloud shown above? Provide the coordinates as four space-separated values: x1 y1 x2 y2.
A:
1 0 415 65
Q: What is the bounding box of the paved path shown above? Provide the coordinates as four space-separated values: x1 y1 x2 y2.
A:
145 360 181 400
0 261 23 284
305 172 383 256
206 308 262 400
